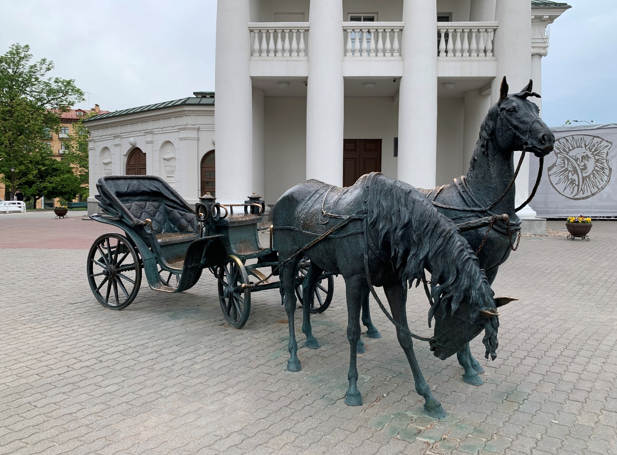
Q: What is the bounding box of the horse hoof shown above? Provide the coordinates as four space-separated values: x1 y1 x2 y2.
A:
357 338 366 354
424 403 447 419
287 359 301 372
463 373 484 386
366 328 382 339
305 338 321 350
345 392 362 406
472 364 485 374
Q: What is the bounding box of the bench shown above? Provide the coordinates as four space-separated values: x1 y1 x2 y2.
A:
67 202 88 210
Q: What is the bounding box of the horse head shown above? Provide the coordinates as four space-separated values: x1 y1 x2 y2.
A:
494 77 555 158
429 297 503 361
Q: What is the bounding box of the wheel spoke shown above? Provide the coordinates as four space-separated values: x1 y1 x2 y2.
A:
316 283 327 293
91 258 107 269
96 276 109 292
117 273 135 285
315 290 324 307
113 279 120 305
97 245 109 265
233 296 244 317
105 279 112 302
116 277 130 299
116 251 130 268
113 239 120 263
105 238 113 264
89 272 105 278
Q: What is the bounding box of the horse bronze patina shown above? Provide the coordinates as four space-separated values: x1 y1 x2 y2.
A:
359 77 556 386
273 174 502 418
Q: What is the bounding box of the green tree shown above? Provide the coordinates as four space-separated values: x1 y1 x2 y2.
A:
0 43 84 200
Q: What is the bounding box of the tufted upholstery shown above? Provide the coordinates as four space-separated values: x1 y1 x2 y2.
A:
124 201 198 235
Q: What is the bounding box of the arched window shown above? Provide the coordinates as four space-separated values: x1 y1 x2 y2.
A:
126 148 146 175
201 150 215 197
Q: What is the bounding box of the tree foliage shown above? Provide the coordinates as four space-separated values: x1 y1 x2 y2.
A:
0 43 84 199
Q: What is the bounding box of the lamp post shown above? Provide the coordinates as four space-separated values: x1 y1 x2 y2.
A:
10 166 15 201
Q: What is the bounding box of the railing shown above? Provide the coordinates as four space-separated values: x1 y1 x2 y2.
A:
437 22 498 58
343 22 403 58
249 22 309 57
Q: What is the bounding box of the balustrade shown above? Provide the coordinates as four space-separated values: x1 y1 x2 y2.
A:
342 22 403 58
437 22 497 58
249 23 309 57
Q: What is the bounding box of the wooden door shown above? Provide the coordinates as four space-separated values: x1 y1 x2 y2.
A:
343 139 382 187
201 150 216 197
126 148 146 175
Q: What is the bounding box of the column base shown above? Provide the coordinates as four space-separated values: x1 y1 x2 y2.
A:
520 218 546 235
87 197 100 216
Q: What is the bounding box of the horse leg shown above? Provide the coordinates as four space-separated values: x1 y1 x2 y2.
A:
302 263 321 349
384 281 446 419
456 266 499 384
283 257 302 372
344 275 365 406
361 293 382 339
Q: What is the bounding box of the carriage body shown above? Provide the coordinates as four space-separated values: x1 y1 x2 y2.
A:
87 175 333 328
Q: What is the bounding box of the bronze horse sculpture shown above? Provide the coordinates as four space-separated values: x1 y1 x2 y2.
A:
273 173 502 418
359 77 556 386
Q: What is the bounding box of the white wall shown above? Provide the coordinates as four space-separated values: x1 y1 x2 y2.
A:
259 0 310 21
264 97 307 204
436 97 465 186
343 97 399 180
342 0 403 21
437 0 471 21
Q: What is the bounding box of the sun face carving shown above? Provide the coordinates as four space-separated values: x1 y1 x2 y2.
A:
548 135 613 200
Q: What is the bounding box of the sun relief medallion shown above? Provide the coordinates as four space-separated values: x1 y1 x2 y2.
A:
548 135 613 200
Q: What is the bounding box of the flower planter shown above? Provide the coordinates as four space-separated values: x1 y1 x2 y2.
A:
54 207 68 218
565 222 592 240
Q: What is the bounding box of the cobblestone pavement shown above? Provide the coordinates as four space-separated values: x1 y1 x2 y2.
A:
1 214 616 455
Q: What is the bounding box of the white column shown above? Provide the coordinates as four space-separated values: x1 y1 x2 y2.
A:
306 0 344 186
215 0 253 203
463 89 491 172
470 0 496 21
491 0 534 218
398 0 438 188
178 127 200 204
252 87 265 199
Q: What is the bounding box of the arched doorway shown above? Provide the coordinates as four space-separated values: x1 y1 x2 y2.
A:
126 148 146 175
201 150 215 197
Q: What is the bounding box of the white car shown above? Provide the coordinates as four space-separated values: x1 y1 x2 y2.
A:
0 200 26 213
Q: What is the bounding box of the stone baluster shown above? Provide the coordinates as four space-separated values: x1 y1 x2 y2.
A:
486 29 494 57
393 29 400 56
377 29 384 57
276 30 283 56
291 30 298 56
470 29 478 57
446 29 454 57
252 31 259 56
261 30 268 56
361 29 368 56
462 29 469 57
455 29 462 57
438 29 446 57
299 30 306 56
283 30 290 57
369 29 376 57
384 29 392 56
478 29 486 57
346 29 353 56
268 30 275 56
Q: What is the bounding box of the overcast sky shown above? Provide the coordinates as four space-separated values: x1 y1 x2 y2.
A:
0 0 615 128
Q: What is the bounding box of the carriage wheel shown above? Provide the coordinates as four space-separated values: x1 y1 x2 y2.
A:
217 255 251 328
295 267 334 314
87 233 142 310
158 265 181 289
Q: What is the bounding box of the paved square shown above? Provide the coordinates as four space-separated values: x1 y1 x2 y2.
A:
1 213 616 454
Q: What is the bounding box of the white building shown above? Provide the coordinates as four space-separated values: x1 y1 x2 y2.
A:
87 0 570 227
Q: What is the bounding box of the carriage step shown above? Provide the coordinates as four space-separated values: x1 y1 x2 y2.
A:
156 232 200 246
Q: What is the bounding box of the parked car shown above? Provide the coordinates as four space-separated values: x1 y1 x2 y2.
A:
0 200 26 213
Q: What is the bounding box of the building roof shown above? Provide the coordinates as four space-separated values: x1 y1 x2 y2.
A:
56 106 110 123
531 0 571 8
84 94 215 122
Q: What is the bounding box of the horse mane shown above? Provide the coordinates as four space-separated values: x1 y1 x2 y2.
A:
366 175 496 324
468 104 499 174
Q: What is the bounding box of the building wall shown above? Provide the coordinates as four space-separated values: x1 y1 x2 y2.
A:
436 97 465 186
437 0 472 21
342 0 403 21
343 96 399 180
264 97 307 204
259 0 310 22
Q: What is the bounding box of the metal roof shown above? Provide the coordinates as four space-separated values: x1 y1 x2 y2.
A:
531 0 571 8
84 96 215 122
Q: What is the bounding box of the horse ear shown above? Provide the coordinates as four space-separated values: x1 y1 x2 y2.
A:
495 296 519 308
522 79 533 93
499 77 509 103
